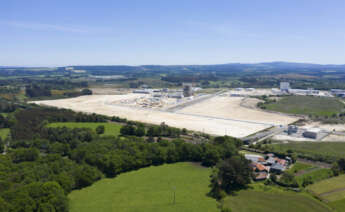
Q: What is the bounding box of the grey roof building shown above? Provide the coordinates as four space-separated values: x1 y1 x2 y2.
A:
270 163 286 173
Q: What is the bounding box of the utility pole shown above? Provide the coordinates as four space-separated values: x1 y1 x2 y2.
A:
172 186 176 205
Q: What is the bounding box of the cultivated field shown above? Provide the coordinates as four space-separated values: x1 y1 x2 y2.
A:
48 122 122 137
68 162 218 212
33 94 297 138
223 185 331 212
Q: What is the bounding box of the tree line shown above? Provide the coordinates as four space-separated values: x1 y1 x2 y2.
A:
0 105 247 212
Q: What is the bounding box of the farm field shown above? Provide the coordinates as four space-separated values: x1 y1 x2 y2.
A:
222 184 331 212
48 122 122 137
263 96 344 116
266 142 345 161
308 175 345 211
68 162 218 212
33 94 296 138
0 128 10 140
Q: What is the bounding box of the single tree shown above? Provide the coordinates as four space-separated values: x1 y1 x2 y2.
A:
96 125 105 134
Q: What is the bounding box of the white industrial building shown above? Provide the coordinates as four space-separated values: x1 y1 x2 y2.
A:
133 89 152 94
280 82 290 92
288 89 320 96
331 89 345 97
168 92 184 99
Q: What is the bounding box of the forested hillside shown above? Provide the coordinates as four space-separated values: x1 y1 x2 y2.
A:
0 105 242 211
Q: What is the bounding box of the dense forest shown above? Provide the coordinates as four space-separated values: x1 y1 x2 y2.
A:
0 105 243 212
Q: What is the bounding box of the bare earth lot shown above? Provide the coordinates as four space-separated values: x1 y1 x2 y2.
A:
33 94 297 138
178 96 297 126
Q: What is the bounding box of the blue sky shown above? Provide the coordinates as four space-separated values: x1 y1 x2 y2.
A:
1 0 345 66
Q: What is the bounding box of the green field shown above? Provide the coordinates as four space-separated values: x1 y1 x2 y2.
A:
68 162 218 212
296 168 333 185
308 174 345 211
287 162 314 174
48 122 122 137
329 198 345 211
223 184 331 212
264 96 344 116
266 142 345 161
0 128 10 140
308 175 345 197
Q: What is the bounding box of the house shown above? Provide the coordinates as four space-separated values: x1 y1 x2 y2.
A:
254 172 268 181
266 157 276 165
258 157 266 163
277 158 287 166
285 156 292 163
270 163 286 174
266 153 275 158
253 163 268 172
245 154 264 163
245 153 290 179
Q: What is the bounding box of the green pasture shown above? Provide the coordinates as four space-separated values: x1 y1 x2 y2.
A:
222 183 331 212
68 162 218 212
266 142 345 161
48 122 122 137
264 96 344 116
287 162 314 174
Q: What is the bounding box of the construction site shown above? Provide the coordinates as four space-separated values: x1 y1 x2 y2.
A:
33 83 345 141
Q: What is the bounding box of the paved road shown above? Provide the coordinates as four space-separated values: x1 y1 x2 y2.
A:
165 90 225 112
176 111 275 127
242 126 286 144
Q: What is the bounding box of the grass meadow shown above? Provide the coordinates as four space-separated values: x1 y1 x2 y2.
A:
307 174 345 211
222 183 331 212
48 122 122 137
68 162 218 212
267 142 345 161
287 161 314 174
308 175 345 196
296 168 333 185
264 96 344 116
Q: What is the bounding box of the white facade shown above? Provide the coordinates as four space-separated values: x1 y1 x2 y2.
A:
280 82 290 91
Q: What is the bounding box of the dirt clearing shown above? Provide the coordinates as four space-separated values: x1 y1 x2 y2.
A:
33 94 297 138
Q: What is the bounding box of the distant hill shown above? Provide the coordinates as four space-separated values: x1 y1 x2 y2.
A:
71 62 345 72
1 62 345 76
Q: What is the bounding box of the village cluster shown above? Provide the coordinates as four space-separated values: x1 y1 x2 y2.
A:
245 153 292 181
